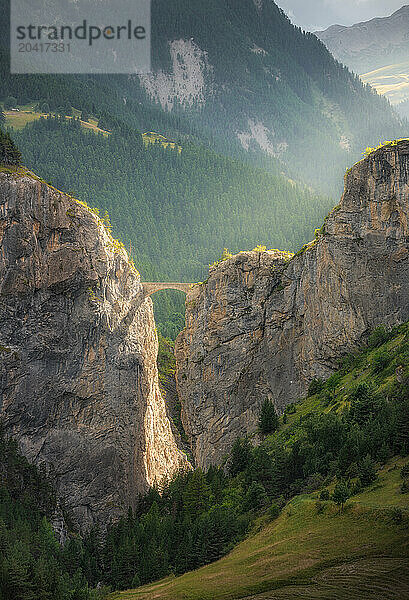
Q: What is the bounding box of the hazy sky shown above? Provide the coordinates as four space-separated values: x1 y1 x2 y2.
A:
275 0 407 31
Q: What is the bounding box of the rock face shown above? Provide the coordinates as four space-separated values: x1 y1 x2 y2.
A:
0 170 188 529
175 140 409 468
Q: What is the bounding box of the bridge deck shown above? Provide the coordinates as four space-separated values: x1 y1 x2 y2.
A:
143 282 195 296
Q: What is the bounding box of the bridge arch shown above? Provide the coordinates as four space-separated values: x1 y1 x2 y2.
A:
142 282 195 297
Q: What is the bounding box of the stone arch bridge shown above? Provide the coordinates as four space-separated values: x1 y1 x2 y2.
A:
143 282 196 297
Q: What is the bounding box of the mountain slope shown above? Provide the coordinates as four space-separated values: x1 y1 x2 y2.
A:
110 317 409 599
315 5 409 105
1 0 406 193
130 0 407 191
2 311 408 598
117 485 409 600
316 5 409 71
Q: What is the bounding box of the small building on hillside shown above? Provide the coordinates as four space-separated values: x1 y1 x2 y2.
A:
142 131 182 153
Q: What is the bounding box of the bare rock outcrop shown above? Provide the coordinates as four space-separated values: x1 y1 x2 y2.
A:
175 140 409 468
0 170 188 529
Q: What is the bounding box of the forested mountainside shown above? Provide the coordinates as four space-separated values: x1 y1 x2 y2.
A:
2 319 408 599
1 1 408 598
11 117 331 336
141 0 405 190
1 0 406 193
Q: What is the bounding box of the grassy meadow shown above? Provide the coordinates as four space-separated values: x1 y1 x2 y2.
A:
110 457 408 600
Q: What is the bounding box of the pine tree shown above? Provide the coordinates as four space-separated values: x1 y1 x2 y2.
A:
258 399 279 435
246 447 274 494
3 97 17 110
2 546 35 600
0 130 22 167
359 454 377 487
395 399 409 454
229 438 252 476
243 481 268 511
332 480 350 512
182 469 211 515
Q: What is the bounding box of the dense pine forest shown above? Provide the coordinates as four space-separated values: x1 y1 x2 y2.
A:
1 322 408 597
0 428 110 600
10 117 332 335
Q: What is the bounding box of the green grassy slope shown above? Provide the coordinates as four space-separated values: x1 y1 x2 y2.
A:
111 323 409 600
112 458 408 600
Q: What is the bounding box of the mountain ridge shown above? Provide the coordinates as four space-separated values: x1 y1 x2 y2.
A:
315 4 409 105
318 4 409 34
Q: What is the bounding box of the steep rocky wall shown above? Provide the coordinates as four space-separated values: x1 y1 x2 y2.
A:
175 140 409 468
0 170 188 529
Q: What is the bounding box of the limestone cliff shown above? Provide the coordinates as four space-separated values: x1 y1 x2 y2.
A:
175 140 409 468
0 169 188 529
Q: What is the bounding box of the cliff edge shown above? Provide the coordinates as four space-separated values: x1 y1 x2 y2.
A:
175 140 409 468
0 169 188 529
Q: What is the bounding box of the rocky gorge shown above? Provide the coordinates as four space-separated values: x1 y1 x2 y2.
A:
1 139 408 530
175 140 409 468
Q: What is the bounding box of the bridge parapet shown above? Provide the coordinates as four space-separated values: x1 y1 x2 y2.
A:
143 282 195 297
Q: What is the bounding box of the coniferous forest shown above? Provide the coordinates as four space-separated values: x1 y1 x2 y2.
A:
10 116 333 334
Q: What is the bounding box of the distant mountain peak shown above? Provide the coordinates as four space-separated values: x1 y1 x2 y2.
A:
315 4 409 106
316 4 409 35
